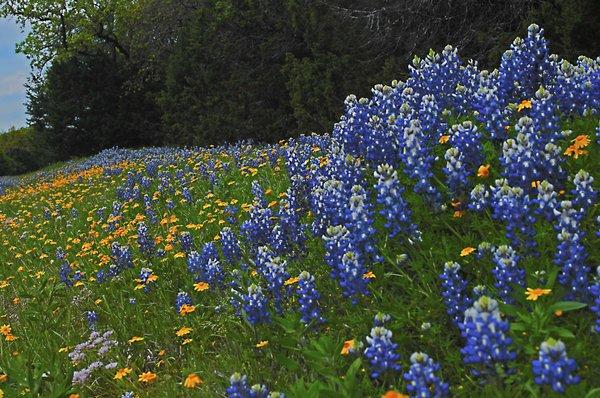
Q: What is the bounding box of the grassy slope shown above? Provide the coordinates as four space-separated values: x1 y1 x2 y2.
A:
0 116 599 397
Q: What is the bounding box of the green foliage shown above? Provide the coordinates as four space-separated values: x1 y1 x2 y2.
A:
0 127 54 175
27 52 162 160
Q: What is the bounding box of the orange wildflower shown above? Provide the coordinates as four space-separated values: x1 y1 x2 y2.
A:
460 247 476 256
477 164 490 178
114 367 132 380
381 391 409 398
340 339 356 355
571 134 590 149
176 327 192 337
363 271 376 279
517 99 532 112
138 371 157 383
183 373 203 388
194 282 210 292
179 304 196 316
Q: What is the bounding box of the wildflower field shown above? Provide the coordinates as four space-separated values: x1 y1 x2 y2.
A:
1 25 600 397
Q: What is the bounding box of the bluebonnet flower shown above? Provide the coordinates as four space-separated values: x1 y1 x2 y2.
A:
448 121 484 169
138 267 156 293
240 205 274 254
224 205 239 224
492 245 525 304
226 373 281 398
536 180 559 221
255 248 289 313
175 291 192 313
501 116 565 190
476 241 495 259
490 179 537 249
121 392 135 398
137 222 155 256
251 180 267 208
226 373 252 397
444 147 469 196
473 84 508 141
532 339 580 393
276 194 306 253
554 200 591 299
179 231 195 254
363 325 402 379
460 296 516 376
530 86 560 139
57 247 75 287
439 261 472 325
242 284 271 326
323 225 370 303
591 267 600 333
297 271 325 325
373 164 420 239
220 227 242 264
571 170 597 214
86 310 98 330
468 184 490 212
346 185 380 263
403 352 449 398
398 119 441 206
105 242 134 279
188 242 224 286
373 312 391 326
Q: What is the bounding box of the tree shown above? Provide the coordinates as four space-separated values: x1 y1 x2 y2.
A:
0 0 137 71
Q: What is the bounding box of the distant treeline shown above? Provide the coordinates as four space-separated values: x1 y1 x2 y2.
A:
0 0 598 175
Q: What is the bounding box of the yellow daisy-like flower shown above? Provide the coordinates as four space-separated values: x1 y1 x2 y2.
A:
525 288 551 301
176 327 192 337
363 271 376 279
439 135 450 144
0 325 11 336
128 336 144 344
138 371 157 383
0 374 6 382
571 134 590 149
114 367 132 380
183 373 203 388
194 282 210 292
179 304 196 316
564 145 588 159
340 339 356 355
460 247 476 257
284 277 299 286
517 99 532 112
255 340 269 349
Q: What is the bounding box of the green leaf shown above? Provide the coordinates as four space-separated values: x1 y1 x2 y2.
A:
510 322 526 332
548 326 575 339
549 301 587 313
585 388 600 398
545 267 560 289
498 302 519 317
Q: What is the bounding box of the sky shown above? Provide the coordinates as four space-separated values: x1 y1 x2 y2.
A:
0 17 29 132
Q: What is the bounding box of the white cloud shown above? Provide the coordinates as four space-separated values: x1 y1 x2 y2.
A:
0 72 27 97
